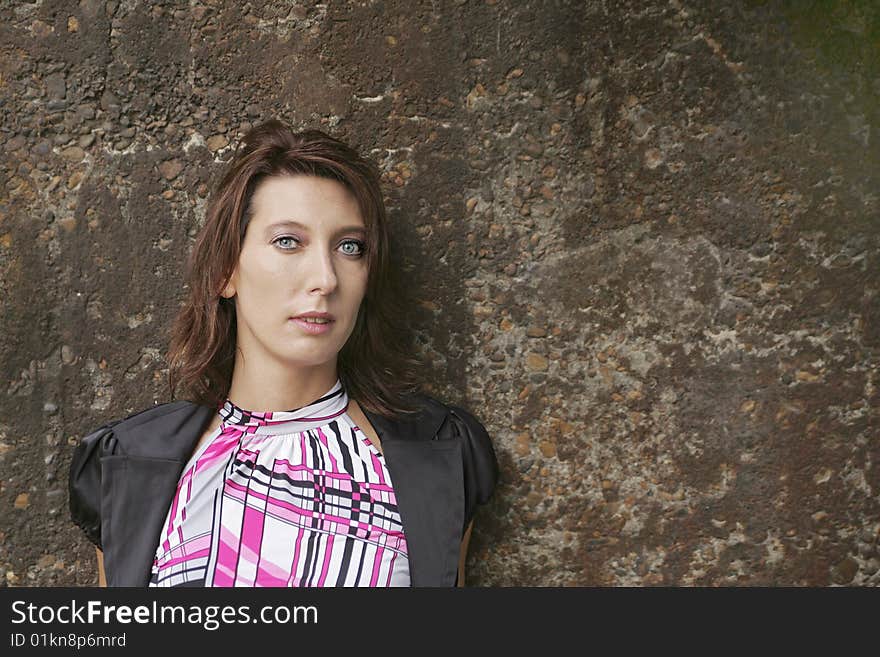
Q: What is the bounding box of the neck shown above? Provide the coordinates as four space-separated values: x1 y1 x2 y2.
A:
224 355 341 413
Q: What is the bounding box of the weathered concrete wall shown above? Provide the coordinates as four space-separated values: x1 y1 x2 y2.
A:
0 0 877 586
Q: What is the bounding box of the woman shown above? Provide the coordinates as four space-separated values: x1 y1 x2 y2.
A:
68 120 498 587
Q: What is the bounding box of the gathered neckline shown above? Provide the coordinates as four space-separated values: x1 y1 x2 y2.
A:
217 379 350 435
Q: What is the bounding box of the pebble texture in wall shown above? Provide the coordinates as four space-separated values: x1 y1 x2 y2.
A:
0 0 877 586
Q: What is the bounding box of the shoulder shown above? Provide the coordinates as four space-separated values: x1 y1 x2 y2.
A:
418 394 499 516
76 399 212 458
415 392 490 436
367 391 493 446
390 392 489 439
68 399 206 549
110 399 205 430
417 394 497 473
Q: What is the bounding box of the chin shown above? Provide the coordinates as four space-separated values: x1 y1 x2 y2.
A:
281 346 341 364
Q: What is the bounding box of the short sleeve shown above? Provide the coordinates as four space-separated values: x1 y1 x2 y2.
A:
68 421 121 550
446 404 499 533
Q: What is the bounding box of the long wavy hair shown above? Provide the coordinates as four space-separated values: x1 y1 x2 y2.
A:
165 119 424 418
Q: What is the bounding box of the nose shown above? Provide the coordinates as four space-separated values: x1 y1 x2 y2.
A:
306 246 338 295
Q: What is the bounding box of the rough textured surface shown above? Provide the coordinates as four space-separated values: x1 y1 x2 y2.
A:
0 0 877 587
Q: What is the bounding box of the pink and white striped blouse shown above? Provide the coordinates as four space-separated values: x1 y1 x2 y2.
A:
148 379 410 587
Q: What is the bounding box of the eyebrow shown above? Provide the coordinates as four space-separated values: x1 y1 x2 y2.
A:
264 220 367 238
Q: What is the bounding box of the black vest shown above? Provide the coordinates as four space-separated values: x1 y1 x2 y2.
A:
68 394 498 587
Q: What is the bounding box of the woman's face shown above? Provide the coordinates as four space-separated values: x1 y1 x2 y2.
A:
221 174 368 373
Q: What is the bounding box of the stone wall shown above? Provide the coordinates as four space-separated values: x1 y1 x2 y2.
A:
0 0 877 586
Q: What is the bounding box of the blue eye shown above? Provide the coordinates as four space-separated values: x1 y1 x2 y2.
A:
272 236 366 257
340 239 366 257
273 236 299 250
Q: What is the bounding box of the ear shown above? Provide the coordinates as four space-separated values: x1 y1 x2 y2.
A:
220 275 236 299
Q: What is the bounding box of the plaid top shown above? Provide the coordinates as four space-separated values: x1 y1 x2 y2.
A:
148 379 410 587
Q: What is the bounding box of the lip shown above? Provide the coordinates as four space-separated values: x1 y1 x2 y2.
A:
291 311 335 321
289 312 335 335
290 318 334 335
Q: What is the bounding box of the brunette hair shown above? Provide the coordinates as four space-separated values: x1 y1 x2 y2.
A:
165 119 424 418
